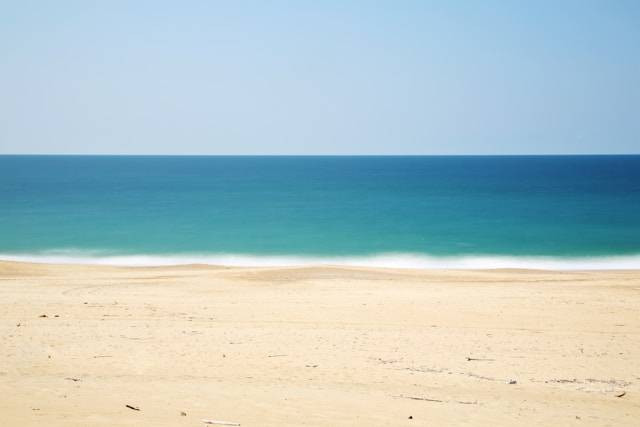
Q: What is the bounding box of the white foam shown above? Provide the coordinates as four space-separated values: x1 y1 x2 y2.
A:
1 251 639 270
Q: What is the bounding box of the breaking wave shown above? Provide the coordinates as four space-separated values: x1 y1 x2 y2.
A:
1 250 639 270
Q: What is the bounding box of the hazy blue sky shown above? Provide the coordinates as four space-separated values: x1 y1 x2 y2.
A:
1 1 638 154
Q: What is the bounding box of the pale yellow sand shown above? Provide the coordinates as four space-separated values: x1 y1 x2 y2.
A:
1 261 639 426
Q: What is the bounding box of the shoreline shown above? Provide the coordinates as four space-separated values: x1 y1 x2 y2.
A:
1 261 638 426
1 252 640 270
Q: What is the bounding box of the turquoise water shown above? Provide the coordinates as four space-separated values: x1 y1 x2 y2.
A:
1 155 639 268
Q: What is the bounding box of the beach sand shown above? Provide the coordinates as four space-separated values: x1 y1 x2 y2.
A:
1 261 638 426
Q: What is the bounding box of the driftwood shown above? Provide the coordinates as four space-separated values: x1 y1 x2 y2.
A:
394 395 478 405
616 391 626 398
466 357 495 362
126 405 140 411
393 395 442 403
202 420 241 426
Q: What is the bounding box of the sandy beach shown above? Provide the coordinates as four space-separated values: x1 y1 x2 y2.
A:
1 261 638 426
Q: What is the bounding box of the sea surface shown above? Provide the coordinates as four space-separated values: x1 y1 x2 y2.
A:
1 155 639 268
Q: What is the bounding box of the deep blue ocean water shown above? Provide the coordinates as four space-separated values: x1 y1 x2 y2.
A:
1 155 639 268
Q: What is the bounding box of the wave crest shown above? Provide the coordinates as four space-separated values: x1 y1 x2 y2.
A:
1 251 639 270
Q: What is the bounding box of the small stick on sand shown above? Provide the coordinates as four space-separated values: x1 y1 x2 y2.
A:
393 395 443 403
202 419 240 426
466 357 495 362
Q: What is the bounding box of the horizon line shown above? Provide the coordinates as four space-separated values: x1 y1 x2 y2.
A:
1 153 639 157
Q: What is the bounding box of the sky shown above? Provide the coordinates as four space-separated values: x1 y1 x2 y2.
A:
1 1 639 154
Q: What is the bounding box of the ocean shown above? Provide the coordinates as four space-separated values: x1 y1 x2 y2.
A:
1 155 639 268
